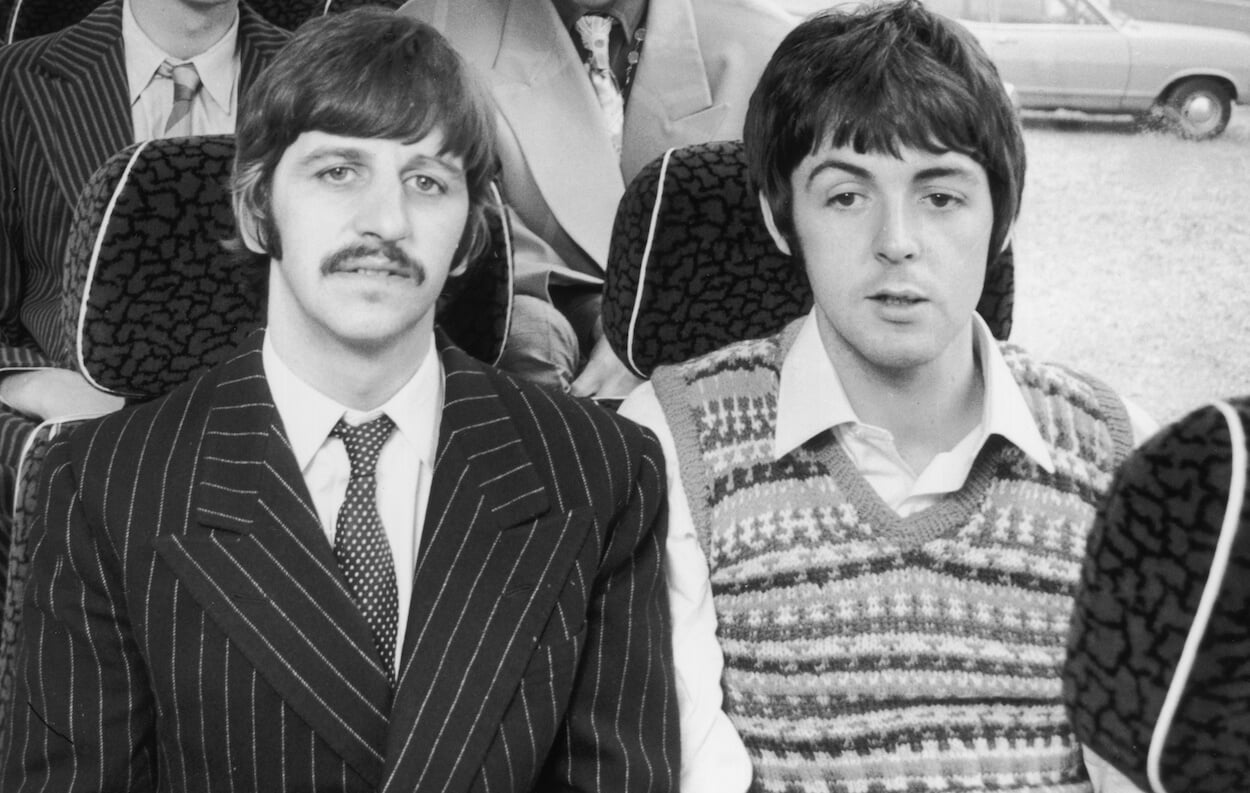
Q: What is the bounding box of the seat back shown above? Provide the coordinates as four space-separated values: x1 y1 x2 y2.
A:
602 140 1015 378
1064 398 1250 793
61 134 512 400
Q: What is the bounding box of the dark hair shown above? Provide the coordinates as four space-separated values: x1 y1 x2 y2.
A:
231 7 499 265
744 0 1024 265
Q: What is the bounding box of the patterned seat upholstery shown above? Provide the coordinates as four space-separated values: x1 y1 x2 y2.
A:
1064 397 1250 793
62 134 513 400
601 139 1015 378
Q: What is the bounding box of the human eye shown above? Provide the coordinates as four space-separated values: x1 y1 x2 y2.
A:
923 191 964 209
406 173 448 195
317 165 358 185
825 192 864 209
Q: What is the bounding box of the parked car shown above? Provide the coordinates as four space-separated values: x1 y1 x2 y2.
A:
924 0 1250 138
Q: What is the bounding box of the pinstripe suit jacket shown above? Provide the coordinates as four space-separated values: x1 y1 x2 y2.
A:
0 0 288 478
1 331 678 792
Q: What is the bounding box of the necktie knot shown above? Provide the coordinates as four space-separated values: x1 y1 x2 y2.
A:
575 13 615 74
332 415 396 479
157 59 202 135
574 13 626 156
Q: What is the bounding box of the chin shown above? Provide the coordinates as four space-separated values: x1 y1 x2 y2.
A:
860 341 943 374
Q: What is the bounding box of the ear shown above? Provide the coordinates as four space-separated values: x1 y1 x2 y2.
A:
758 191 792 256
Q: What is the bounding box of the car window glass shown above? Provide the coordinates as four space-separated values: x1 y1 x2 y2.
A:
999 0 1061 23
927 0 993 21
1069 0 1107 24
998 0 1106 24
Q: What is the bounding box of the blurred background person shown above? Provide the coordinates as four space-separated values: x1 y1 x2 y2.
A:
0 0 287 559
399 0 794 397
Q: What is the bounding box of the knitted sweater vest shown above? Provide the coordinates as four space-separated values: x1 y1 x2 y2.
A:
651 323 1132 793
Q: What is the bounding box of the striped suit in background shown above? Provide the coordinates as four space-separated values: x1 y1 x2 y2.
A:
0 0 288 531
1 330 678 792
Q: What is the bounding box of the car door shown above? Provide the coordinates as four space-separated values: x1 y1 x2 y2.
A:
987 0 1133 112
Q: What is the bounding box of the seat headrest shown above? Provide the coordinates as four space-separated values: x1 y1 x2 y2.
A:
64 134 512 400
602 140 1014 378
1064 398 1250 793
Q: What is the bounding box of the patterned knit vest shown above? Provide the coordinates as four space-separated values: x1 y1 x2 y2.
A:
651 322 1132 793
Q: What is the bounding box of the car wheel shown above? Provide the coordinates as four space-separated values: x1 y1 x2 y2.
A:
1158 78 1232 140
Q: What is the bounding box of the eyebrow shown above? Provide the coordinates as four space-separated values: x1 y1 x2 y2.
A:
295 147 464 177
806 158 982 188
295 147 366 169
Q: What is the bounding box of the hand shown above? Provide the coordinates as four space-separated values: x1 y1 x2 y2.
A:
570 335 644 400
1082 745 1147 793
0 369 126 422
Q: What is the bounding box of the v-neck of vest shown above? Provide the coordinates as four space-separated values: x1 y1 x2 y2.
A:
812 431 1010 549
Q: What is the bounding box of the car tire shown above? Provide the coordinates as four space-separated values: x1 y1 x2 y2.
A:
1158 78 1232 140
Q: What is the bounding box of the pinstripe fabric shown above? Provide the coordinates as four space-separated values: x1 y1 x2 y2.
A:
1 330 678 792
0 0 288 490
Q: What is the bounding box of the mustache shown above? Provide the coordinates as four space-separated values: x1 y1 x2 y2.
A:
320 241 426 285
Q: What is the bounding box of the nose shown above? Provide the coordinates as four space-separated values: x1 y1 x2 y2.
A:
352 173 411 242
874 199 921 265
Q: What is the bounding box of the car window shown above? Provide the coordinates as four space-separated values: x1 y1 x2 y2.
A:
998 0 1104 24
926 0 993 21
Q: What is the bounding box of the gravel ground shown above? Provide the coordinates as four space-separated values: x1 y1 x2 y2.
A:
1009 103 1250 426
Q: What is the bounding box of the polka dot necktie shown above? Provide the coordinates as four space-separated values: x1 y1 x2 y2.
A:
331 415 400 684
575 13 625 157
157 58 201 136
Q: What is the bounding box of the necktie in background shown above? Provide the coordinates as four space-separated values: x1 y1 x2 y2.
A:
157 59 202 136
575 13 625 156
332 415 400 685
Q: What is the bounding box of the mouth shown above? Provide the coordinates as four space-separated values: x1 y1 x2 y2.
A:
870 290 926 307
331 256 410 278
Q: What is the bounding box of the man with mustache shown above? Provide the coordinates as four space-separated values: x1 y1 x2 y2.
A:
2 9 677 792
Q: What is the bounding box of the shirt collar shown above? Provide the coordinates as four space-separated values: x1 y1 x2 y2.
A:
122 0 240 114
774 310 1054 473
262 333 443 474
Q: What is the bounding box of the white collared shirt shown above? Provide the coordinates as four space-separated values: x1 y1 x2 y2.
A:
617 309 1156 793
122 0 241 141
262 333 441 677
775 311 1057 516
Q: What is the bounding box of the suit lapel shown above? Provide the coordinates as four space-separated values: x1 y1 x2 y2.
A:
379 339 589 792
152 335 391 789
489 0 625 266
16 0 131 207
621 0 727 179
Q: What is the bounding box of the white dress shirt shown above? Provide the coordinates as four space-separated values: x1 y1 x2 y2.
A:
617 309 1156 793
123 0 242 140
263 333 441 678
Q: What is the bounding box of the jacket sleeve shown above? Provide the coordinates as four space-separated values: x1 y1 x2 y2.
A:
0 431 158 791
544 427 680 791
0 81 59 375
